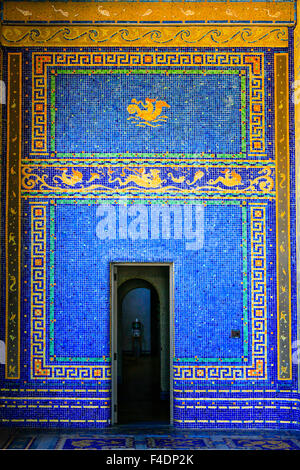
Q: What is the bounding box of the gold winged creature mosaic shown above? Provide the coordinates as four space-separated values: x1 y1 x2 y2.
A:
127 98 170 127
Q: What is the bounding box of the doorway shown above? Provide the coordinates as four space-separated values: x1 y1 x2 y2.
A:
111 263 173 425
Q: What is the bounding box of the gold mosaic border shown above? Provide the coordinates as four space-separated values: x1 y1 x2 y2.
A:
2 1 295 25
275 53 292 381
5 53 22 380
1 25 289 48
295 0 300 388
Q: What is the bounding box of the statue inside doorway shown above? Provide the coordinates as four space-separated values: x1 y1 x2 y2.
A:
131 318 143 358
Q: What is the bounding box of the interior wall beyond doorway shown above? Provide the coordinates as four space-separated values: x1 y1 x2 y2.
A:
116 265 170 399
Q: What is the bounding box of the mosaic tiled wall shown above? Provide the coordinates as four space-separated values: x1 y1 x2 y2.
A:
0 0 299 429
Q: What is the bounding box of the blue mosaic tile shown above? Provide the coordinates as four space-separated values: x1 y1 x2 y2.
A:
0 36 298 430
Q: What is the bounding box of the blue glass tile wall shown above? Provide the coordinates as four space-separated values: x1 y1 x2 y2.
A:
54 71 242 155
0 42 298 429
53 202 244 361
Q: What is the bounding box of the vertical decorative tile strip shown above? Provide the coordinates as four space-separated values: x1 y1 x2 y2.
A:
241 72 247 154
275 53 292 380
295 0 300 391
30 203 47 379
49 202 55 357
0 48 2 331
50 72 55 153
5 53 22 379
250 205 267 379
242 204 248 358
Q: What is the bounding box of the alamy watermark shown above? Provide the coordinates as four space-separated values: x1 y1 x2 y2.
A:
96 202 204 251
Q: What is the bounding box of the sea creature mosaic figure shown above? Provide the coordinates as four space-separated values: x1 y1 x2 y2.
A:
109 168 165 188
127 97 170 127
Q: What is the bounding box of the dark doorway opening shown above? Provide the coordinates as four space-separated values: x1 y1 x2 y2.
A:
116 272 170 424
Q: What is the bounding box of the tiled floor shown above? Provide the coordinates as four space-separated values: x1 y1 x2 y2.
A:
1 426 300 450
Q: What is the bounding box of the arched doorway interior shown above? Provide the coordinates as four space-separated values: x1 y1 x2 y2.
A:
112 264 172 425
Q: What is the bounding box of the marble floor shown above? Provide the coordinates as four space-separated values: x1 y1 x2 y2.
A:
1 426 300 450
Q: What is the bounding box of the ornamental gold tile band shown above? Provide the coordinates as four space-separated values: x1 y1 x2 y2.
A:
275 53 292 381
2 1 296 25
0 0 294 48
0 26 290 48
5 53 22 380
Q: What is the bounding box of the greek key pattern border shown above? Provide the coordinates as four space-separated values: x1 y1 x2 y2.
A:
30 51 266 159
30 201 267 381
174 204 267 381
30 202 111 380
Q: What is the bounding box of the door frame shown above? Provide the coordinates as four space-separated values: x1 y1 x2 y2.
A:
110 262 174 425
